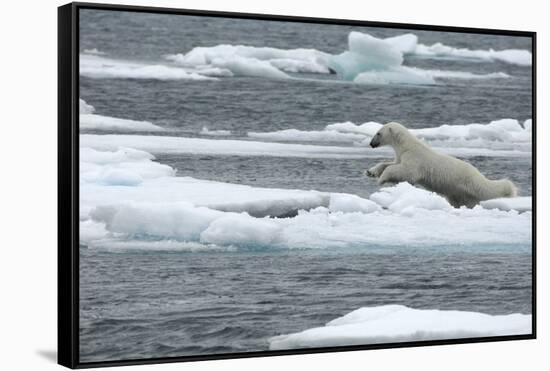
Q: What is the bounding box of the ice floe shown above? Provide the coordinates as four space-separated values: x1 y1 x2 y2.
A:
268 304 532 350
80 54 217 81
329 32 435 84
248 118 532 154
79 99 164 132
81 134 371 159
166 44 331 76
160 31 526 85
81 31 529 84
81 130 530 159
80 147 532 251
413 42 532 66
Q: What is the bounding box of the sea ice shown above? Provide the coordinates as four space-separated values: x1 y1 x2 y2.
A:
329 32 435 84
166 44 331 75
161 31 523 85
79 98 164 132
246 119 532 155
268 304 532 350
81 131 530 159
80 147 532 251
80 54 217 81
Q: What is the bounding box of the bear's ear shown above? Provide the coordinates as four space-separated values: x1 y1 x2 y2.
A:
388 126 393 135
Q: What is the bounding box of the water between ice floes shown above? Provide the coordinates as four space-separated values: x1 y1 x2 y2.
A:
78 10 533 362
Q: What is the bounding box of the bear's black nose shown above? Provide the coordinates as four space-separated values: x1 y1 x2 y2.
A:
370 139 379 148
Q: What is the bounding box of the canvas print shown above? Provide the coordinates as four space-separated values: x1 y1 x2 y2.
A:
78 8 533 363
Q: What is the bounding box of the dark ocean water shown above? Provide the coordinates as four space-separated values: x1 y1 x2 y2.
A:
78 9 533 362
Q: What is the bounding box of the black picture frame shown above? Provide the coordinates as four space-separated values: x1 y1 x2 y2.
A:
58 2 537 369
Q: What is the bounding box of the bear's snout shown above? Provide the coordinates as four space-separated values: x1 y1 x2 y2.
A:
370 136 380 148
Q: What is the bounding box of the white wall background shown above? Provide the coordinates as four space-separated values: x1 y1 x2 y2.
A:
0 0 545 369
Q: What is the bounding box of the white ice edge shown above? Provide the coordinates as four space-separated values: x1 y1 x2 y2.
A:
268 304 532 350
80 133 530 159
80 146 532 250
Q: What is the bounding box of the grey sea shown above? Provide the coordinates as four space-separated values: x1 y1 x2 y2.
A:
78 9 533 362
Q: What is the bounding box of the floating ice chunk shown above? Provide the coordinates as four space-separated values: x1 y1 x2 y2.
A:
523 119 532 132
80 148 532 250
413 119 530 143
275 119 530 150
79 98 163 132
80 54 217 81
81 134 372 159
81 152 330 218
166 44 331 75
329 32 405 81
81 133 530 159
200 127 232 136
370 182 452 213
268 304 531 350
80 113 164 132
481 197 532 212
200 213 282 246
414 43 532 66
79 98 95 114
329 193 381 214
488 49 532 66
333 31 529 84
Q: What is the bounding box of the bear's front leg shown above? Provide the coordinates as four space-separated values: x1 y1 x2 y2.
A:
378 164 412 185
365 161 394 178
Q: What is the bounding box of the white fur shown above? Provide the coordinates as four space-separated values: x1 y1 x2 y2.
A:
366 122 517 208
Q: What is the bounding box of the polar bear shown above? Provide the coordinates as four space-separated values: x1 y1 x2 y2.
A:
366 122 517 208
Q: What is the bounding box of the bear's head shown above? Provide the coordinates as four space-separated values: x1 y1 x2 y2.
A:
369 122 406 148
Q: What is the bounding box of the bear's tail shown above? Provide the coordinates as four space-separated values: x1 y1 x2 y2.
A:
493 179 518 198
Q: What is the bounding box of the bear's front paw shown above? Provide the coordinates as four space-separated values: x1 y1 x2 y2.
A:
365 166 379 178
